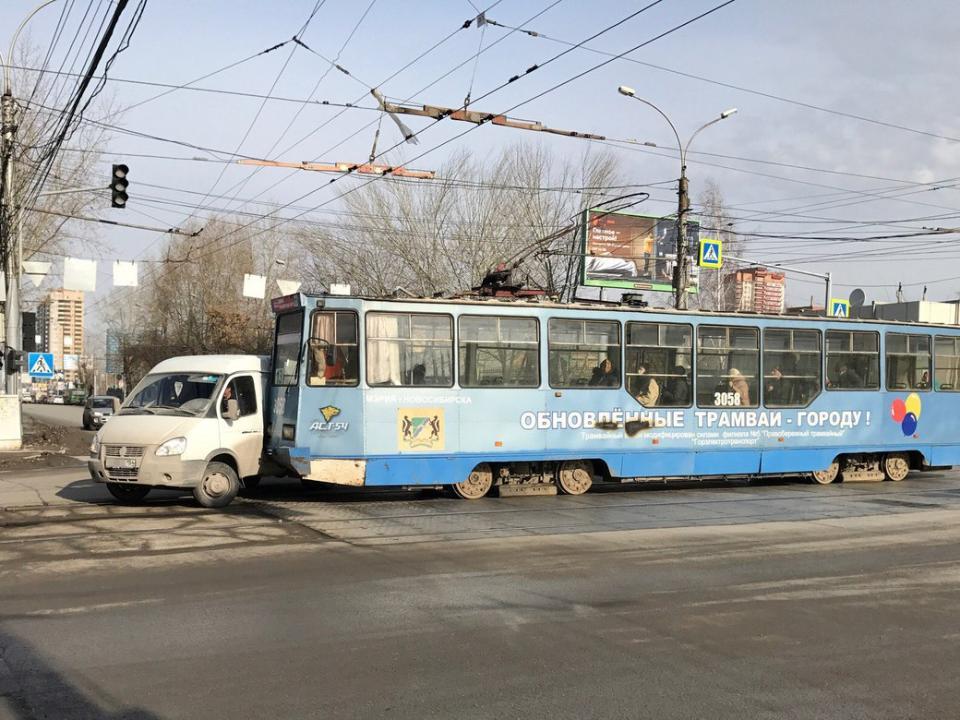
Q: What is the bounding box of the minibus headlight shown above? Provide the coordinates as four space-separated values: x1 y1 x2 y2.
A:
282 424 296 441
156 437 187 457
90 433 101 456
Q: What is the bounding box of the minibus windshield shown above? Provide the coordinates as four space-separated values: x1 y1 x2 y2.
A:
121 373 223 416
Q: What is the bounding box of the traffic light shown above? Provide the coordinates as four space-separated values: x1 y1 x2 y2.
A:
111 164 129 208
4 348 23 375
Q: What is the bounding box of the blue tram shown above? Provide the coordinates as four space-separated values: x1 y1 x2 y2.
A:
265 292 960 498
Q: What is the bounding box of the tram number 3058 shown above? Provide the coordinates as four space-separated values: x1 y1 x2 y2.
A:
713 391 743 407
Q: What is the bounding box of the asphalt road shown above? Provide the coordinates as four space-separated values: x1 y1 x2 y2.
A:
3 471 960 719
21 402 84 428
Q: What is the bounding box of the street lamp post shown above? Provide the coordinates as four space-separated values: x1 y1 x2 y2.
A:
617 85 736 310
0 1 58 396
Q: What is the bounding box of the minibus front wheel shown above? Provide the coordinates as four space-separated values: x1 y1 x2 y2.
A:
106 483 151 504
194 461 240 508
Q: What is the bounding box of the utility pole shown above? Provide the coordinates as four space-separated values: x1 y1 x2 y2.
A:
617 86 737 310
676 169 690 309
2 88 19 395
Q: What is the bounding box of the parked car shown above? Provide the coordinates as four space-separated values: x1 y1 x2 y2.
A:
83 395 120 430
19 389 32 403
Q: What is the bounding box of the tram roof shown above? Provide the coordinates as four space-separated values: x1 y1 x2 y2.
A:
288 293 960 332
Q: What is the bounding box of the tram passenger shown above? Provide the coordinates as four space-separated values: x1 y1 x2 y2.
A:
765 366 786 405
728 368 751 406
634 365 660 406
833 362 864 389
411 363 427 385
589 358 618 387
663 365 690 405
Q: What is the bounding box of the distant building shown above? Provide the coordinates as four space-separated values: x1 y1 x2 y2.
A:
854 300 960 325
727 268 785 314
36 289 84 384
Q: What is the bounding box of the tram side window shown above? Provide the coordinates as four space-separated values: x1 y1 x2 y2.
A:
935 336 960 391
307 311 359 386
696 326 759 408
625 322 692 407
763 328 821 408
459 316 539 388
548 318 620 388
825 330 879 389
885 332 931 391
366 312 453 387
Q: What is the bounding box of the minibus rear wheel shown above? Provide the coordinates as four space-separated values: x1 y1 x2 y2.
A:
194 462 240 508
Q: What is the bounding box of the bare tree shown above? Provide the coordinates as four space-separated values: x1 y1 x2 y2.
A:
298 142 622 298
103 218 297 383
11 43 115 269
693 179 742 310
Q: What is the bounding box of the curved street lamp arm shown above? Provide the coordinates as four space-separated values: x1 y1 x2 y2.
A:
4 0 59 94
623 94 683 160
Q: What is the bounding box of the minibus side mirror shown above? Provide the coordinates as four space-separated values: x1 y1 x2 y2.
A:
224 398 240 421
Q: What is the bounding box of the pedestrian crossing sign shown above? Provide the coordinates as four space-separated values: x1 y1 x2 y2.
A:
27 352 55 378
698 238 722 269
830 299 850 318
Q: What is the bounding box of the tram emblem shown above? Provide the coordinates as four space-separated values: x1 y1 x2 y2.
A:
398 407 444 451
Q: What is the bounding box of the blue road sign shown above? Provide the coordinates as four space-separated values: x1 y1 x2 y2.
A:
698 238 722 269
830 299 850 318
28 352 55 378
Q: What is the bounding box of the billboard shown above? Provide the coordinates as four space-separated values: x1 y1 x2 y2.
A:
581 209 700 293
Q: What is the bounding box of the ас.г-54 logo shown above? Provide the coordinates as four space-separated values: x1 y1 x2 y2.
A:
310 405 349 432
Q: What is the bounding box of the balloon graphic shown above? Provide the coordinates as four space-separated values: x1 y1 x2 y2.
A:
901 412 918 436
890 398 906 422
905 393 922 420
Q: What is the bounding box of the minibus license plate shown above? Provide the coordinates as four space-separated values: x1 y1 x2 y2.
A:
106 457 137 470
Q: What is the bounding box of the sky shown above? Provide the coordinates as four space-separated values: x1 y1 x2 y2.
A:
3 0 960 324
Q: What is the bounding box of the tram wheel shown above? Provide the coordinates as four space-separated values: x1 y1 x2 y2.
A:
883 453 910 482
557 460 593 495
451 463 493 500
811 460 840 485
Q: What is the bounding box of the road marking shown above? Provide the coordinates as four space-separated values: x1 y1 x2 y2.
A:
19 598 164 617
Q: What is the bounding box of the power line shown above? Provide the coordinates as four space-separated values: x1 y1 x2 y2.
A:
496 19 960 145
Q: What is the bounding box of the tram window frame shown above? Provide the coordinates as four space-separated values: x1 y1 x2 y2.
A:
762 328 822 408
458 315 540 389
935 336 960 392
272 309 304 387
696 325 760 409
365 311 455 388
547 317 621 390
624 321 693 408
885 332 932 392
306 310 360 387
825 330 880 391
